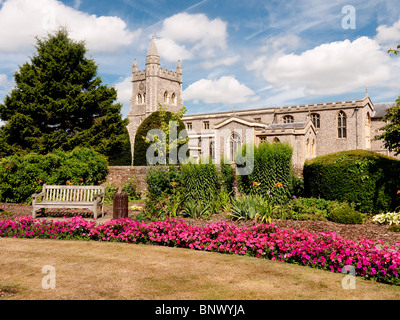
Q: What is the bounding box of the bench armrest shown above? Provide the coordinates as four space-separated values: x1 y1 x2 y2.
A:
32 191 45 199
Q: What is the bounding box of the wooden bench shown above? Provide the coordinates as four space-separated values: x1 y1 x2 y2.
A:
32 185 105 220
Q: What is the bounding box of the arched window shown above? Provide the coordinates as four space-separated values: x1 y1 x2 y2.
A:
229 132 241 161
137 94 142 104
283 115 294 123
143 93 146 104
311 113 320 129
164 91 169 104
365 112 371 149
337 111 347 139
209 141 215 160
306 138 310 158
273 137 280 143
171 93 177 105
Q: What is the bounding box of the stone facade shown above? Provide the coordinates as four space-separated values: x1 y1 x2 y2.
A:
127 39 399 169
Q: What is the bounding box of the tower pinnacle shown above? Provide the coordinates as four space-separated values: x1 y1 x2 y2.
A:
146 37 160 66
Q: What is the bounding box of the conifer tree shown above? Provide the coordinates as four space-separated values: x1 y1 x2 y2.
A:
0 28 130 165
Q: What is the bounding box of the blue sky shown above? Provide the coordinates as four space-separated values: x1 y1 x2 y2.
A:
0 0 400 119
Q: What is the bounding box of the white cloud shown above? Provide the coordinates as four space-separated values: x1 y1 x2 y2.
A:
0 0 139 53
157 12 228 60
258 37 392 96
375 18 400 49
155 38 192 62
183 76 256 105
202 55 240 69
114 76 132 106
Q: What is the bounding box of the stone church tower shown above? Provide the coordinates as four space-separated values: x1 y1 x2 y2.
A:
127 37 183 162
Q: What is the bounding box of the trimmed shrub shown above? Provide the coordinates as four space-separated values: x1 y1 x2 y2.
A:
133 110 187 166
327 206 364 224
0 147 108 204
303 150 400 213
237 142 293 204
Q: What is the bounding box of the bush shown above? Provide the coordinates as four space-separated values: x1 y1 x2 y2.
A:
303 150 400 213
145 166 181 200
326 205 364 224
237 142 293 204
180 160 220 204
220 161 235 194
0 147 108 203
372 212 400 225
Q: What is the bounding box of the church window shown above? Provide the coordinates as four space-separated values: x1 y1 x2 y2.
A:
273 137 280 143
229 132 241 161
209 141 215 160
311 113 320 128
143 93 146 103
137 94 142 104
337 111 347 139
283 115 294 123
203 121 210 130
171 93 177 105
186 123 192 131
164 91 169 104
259 136 266 143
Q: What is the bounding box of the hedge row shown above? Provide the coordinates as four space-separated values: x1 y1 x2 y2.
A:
0 148 108 203
304 150 400 213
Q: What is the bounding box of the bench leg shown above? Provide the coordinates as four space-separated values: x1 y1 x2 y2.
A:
93 206 98 220
32 207 36 219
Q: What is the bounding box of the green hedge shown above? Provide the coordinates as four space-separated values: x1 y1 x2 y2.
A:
0 147 108 204
237 142 293 203
303 150 400 213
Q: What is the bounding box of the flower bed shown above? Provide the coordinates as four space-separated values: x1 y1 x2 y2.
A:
1 216 400 285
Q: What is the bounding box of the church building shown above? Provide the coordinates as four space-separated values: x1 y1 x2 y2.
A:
127 39 397 169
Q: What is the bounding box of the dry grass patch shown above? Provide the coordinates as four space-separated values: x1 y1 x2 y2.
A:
1 238 400 300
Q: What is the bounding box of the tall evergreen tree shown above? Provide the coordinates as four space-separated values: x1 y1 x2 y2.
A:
0 28 131 165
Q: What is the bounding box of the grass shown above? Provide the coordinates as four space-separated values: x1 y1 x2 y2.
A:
1 238 400 300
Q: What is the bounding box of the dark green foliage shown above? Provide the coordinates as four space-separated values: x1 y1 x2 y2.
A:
237 142 293 203
133 109 187 166
0 28 130 164
388 225 400 232
303 150 400 213
220 162 235 194
180 161 220 203
0 148 108 204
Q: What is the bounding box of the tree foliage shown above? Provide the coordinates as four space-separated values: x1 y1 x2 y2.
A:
0 28 131 165
133 104 188 166
376 98 400 155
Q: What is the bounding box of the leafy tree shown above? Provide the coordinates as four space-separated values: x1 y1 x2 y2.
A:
376 45 400 155
0 28 131 165
376 98 400 155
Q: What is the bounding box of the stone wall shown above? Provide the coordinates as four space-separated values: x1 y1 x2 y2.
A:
106 166 150 195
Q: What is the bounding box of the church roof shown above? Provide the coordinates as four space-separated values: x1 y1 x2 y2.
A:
372 102 396 119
